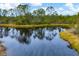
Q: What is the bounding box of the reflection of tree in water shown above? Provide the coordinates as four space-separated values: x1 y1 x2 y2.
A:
16 28 33 44
10 29 15 38
46 27 56 31
33 28 45 40
0 27 58 44
0 27 3 38
33 27 57 41
45 27 57 40
0 27 15 38
0 27 10 38
17 28 57 42
4 27 10 37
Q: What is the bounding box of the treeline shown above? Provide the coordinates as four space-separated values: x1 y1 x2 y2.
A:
0 4 78 25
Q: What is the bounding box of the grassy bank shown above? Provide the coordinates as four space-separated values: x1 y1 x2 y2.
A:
0 24 72 29
60 31 79 53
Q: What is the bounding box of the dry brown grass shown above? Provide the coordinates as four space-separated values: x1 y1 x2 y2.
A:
60 31 79 53
0 42 6 56
0 24 71 29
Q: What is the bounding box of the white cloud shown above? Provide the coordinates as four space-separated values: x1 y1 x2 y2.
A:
30 3 42 6
65 3 73 7
77 8 79 11
55 6 78 15
0 0 79 3
0 3 42 10
0 3 79 15
64 10 75 15
64 3 79 15
65 3 75 11
0 0 27 3
41 7 47 10
55 7 64 15
58 7 64 11
0 3 20 10
57 10 75 15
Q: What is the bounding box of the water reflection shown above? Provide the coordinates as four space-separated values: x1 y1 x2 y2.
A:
0 27 67 44
16 28 33 44
4 27 10 37
33 28 45 39
0 27 78 56
0 27 59 44
0 27 3 38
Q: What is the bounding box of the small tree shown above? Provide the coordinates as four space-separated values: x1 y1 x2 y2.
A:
2 9 8 16
33 8 45 16
17 4 29 15
46 6 57 15
0 9 2 16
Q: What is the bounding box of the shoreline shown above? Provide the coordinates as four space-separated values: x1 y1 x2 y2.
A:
0 41 6 56
60 28 79 53
0 24 71 29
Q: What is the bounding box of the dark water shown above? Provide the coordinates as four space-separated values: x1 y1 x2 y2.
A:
0 27 78 56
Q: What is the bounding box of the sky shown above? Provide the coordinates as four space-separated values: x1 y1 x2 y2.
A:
0 3 79 15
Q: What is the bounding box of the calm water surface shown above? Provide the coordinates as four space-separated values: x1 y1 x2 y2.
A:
0 27 78 56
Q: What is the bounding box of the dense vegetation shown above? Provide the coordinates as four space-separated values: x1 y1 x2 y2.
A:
0 4 79 34
0 4 78 25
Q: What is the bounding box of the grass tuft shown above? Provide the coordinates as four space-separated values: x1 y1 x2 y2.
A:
60 31 79 53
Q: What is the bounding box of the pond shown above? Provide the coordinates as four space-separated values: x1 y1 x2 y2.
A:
0 27 78 56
